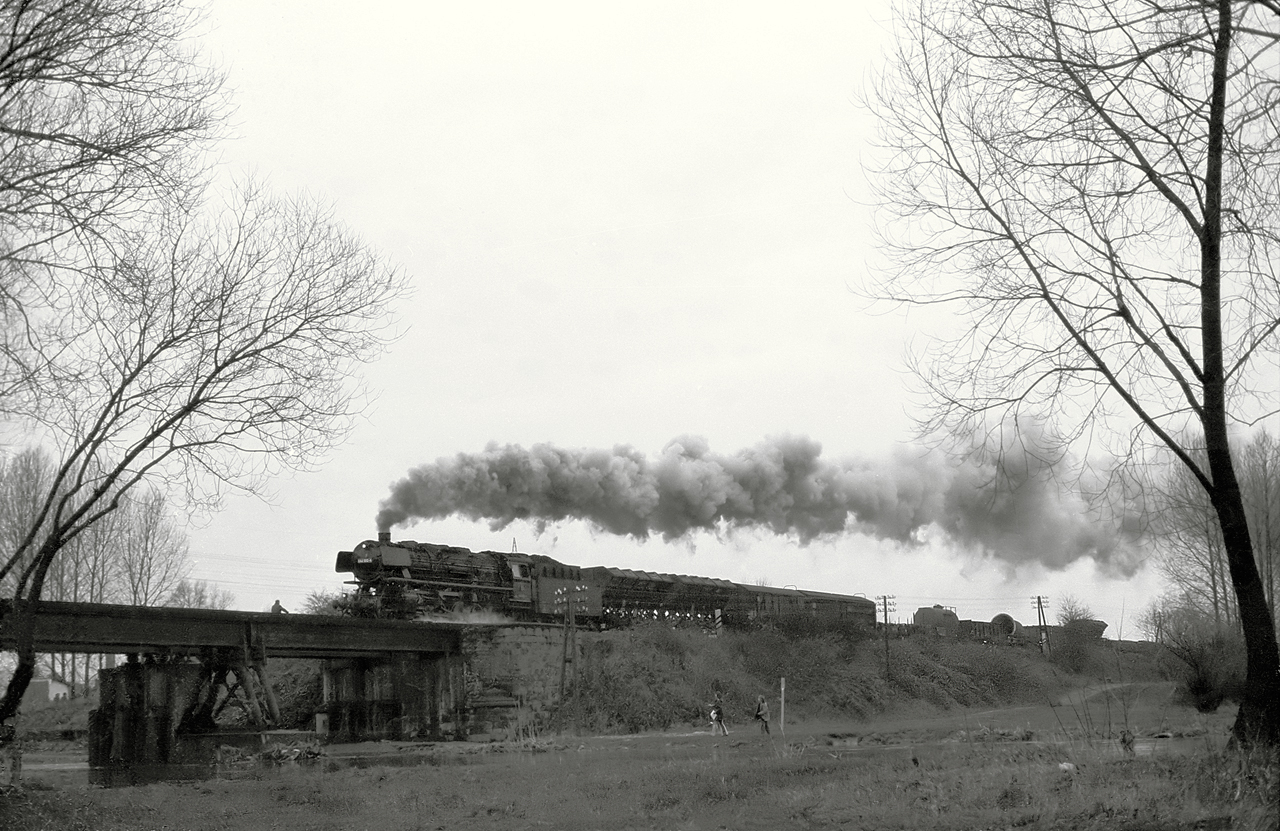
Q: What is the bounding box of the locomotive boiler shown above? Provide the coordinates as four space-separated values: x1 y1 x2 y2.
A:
334 532 589 620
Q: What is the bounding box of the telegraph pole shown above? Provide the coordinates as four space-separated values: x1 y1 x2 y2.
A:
876 595 896 679
1032 595 1051 654
556 584 587 733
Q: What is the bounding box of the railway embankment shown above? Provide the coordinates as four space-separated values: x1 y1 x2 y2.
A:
12 619 1172 744
565 621 1169 735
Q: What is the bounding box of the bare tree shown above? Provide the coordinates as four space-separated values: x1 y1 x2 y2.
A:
1 450 195 694
301 589 342 616
0 0 220 266
1055 594 1094 626
872 0 1280 744
165 578 233 611
1053 592 1100 673
0 0 405 722
0 0 223 422
2 450 113 695
0 448 54 592
41 505 122 695
0 182 405 723
1239 430 1280 624
1137 595 1173 643
1152 429 1280 629
1151 444 1238 626
117 488 190 607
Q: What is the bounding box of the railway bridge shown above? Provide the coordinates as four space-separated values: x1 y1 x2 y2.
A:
0 600 570 783
0 598 461 658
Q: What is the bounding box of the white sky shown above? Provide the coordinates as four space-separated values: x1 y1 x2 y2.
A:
186 0 1165 636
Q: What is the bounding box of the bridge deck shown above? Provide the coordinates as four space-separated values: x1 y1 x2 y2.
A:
0 600 461 658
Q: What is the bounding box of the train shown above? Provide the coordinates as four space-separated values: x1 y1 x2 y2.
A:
334 532 878 629
914 604 1027 640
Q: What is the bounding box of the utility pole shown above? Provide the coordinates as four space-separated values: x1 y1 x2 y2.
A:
876 595 896 679
1032 595 1051 655
556 584 586 733
779 676 786 737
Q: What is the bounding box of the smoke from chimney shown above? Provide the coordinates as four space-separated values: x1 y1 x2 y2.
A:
375 435 1141 573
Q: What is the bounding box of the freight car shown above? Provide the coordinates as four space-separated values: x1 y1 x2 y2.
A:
334 533 877 629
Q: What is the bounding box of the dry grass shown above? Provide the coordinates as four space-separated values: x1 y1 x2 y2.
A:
3 629 1268 829
3 725 1276 831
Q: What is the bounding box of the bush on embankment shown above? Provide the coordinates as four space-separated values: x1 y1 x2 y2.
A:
570 621 1077 734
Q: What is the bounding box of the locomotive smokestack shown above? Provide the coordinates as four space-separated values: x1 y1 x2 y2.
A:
378 530 391 544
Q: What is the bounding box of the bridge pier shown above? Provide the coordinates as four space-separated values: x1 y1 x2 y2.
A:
320 652 466 741
313 624 574 743
87 646 321 784
88 656 222 786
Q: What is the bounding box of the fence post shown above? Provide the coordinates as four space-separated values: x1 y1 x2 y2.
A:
780 677 786 737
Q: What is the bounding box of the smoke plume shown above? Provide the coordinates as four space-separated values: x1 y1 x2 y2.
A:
376 435 1141 572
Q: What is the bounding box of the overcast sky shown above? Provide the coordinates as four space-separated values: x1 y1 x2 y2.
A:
187 0 1165 635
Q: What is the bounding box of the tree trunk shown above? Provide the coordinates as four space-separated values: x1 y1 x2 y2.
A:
1 541 64 723
0 602 37 724
1213 486 1280 746
1201 0 1279 747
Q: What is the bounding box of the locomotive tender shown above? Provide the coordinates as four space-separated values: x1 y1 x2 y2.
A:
335 532 878 629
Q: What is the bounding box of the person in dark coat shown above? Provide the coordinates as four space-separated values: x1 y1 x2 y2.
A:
754 695 771 734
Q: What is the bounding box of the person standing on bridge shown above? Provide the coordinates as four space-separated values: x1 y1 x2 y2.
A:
271 600 289 614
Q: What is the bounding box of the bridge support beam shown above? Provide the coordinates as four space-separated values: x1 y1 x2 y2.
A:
87 645 290 785
88 656 221 786
320 652 466 741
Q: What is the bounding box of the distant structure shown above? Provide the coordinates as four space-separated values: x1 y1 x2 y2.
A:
913 604 959 636
1063 618 1108 639
0 672 70 706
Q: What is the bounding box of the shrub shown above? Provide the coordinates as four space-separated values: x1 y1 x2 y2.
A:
1051 629 1093 675
1163 624 1246 712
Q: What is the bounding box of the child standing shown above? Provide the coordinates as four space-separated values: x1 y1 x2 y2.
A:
709 701 729 736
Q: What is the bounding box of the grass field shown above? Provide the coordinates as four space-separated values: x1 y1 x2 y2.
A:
3 680 1276 831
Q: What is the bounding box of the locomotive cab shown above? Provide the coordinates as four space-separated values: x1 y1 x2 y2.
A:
506 556 534 605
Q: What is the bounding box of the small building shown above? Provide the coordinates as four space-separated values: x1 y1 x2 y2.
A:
27 677 71 703
0 671 71 708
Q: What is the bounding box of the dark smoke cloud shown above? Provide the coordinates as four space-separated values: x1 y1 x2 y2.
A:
375 435 1141 573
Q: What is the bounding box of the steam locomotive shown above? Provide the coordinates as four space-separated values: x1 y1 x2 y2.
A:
335 532 877 629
